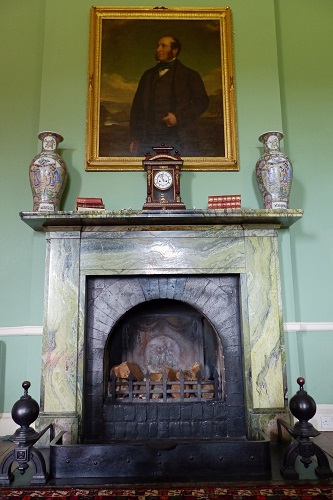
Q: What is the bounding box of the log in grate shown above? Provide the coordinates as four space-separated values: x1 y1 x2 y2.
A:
108 369 220 402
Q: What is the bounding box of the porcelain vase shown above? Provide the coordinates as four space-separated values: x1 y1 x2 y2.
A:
29 131 68 212
255 131 293 209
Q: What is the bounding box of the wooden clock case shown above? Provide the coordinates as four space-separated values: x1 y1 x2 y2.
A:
142 146 186 210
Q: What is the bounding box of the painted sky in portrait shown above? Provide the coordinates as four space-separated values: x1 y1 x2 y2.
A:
100 19 222 107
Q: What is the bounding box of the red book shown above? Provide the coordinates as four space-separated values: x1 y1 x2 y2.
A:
208 202 241 208
76 197 104 205
208 195 241 203
77 203 105 208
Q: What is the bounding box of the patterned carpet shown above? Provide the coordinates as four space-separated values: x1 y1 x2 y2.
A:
1 483 333 499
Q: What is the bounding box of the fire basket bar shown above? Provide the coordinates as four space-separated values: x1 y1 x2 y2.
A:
108 369 220 403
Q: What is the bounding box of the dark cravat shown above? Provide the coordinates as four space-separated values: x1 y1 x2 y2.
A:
156 60 176 71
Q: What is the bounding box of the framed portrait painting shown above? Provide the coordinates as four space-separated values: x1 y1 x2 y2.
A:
85 7 238 171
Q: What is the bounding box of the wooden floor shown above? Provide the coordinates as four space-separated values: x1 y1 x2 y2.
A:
1 433 333 487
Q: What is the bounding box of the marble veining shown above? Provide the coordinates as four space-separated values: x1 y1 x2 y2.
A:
20 211 302 442
41 233 81 414
80 231 245 274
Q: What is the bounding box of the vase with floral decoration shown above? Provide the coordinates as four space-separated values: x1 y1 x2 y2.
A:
255 131 293 209
29 131 68 212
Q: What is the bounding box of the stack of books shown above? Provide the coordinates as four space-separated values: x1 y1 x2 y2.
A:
76 197 105 212
208 195 241 209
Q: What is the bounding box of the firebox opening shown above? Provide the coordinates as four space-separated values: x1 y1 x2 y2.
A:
104 299 225 403
83 275 246 443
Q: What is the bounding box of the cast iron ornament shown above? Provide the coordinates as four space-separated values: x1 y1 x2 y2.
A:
11 381 40 440
0 381 53 485
278 377 333 480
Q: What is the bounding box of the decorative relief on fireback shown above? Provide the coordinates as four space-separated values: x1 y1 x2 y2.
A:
122 313 204 374
145 335 180 372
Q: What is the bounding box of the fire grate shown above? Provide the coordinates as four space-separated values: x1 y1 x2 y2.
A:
108 369 220 403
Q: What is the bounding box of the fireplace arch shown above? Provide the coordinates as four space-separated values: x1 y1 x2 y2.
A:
104 298 225 401
83 274 245 442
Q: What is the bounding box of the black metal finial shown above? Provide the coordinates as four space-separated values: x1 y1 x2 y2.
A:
297 377 305 390
289 377 317 427
22 380 31 396
11 380 40 431
0 381 52 485
278 377 333 480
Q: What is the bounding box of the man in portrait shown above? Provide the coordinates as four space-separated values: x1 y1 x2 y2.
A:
129 35 209 157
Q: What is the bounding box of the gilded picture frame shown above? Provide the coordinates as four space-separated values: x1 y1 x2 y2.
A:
85 7 238 171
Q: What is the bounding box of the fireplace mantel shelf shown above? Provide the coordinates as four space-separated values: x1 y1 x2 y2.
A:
20 208 303 231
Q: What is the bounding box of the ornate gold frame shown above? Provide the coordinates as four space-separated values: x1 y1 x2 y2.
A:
85 7 238 171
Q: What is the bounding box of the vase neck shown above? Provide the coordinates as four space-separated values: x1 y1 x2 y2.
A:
38 131 63 152
42 135 58 152
262 134 281 153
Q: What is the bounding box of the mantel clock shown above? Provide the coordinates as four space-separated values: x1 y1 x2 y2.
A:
142 146 186 210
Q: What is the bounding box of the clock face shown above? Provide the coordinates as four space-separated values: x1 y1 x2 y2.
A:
153 170 173 190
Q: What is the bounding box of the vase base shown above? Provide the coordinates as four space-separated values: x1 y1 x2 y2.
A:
265 201 288 210
36 203 56 212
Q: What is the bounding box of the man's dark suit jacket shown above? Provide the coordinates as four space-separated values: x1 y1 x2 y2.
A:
130 59 209 155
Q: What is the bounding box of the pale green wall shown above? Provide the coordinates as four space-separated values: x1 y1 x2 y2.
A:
1 0 333 413
277 0 333 402
0 338 42 411
277 1 333 321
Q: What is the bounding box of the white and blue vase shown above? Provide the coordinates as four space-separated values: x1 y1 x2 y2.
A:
29 131 68 212
256 131 293 209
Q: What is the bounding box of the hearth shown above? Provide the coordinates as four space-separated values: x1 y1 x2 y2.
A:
20 209 303 480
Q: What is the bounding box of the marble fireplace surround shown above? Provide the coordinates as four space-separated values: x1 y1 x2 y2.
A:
21 209 302 444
